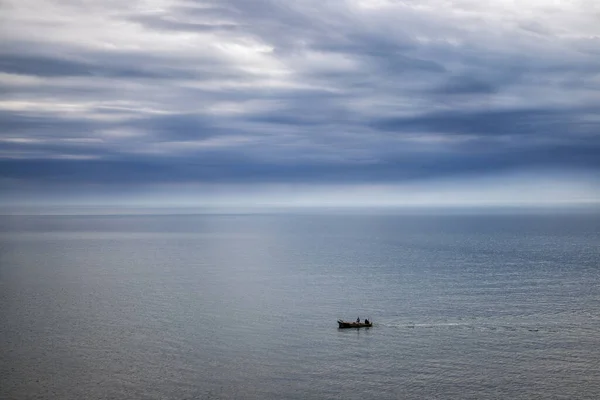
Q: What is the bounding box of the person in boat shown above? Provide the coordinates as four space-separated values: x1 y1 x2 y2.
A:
365 318 370 325
356 317 360 323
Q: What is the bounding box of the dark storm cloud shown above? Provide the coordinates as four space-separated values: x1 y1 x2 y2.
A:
0 54 156 78
0 0 599 192
2 135 598 186
371 107 600 137
0 53 201 79
434 75 498 95
0 110 96 136
126 113 231 141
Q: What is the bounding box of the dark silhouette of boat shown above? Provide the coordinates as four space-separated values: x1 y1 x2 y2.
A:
337 319 372 329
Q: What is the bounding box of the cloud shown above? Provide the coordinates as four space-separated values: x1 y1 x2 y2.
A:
370 107 600 137
0 53 178 79
0 0 599 205
433 75 499 95
130 15 239 34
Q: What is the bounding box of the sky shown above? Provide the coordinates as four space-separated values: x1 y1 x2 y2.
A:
1 0 599 208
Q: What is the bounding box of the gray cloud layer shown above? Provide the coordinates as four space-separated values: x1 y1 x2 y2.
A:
1 0 599 195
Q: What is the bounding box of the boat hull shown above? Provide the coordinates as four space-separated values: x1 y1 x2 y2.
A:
337 320 372 329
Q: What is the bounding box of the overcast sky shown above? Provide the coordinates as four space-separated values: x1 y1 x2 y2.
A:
1 0 599 207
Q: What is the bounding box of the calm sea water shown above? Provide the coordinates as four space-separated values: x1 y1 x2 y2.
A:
1 210 599 399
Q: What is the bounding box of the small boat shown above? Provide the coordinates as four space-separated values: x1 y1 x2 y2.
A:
337 319 372 329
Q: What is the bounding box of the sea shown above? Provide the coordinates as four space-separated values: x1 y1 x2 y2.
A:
1 209 599 399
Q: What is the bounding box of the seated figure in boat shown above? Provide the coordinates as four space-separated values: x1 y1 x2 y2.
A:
365 319 370 324
356 317 360 323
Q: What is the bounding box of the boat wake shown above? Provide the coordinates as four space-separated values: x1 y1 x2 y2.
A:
378 321 573 333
